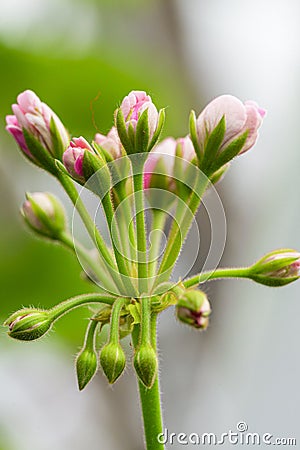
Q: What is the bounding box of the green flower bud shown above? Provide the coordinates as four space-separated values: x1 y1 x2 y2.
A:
21 192 67 239
249 249 300 286
100 342 126 384
134 344 158 388
176 289 211 330
4 308 52 341
76 348 98 391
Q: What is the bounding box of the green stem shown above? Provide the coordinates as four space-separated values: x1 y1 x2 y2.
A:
57 172 126 294
102 191 137 296
132 314 164 450
84 317 98 350
59 231 118 293
148 210 167 281
133 170 148 294
49 293 116 321
109 297 128 344
183 266 251 289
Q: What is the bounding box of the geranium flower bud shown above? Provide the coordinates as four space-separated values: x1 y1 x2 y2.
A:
176 289 211 330
76 348 98 391
94 127 123 160
115 90 164 154
63 137 93 182
4 308 52 341
6 89 69 164
190 95 266 174
100 342 126 384
134 343 158 388
144 136 197 205
21 192 67 239
250 249 300 286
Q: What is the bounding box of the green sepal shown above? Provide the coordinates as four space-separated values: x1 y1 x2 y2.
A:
23 128 57 175
100 342 126 384
116 108 134 154
55 159 71 176
134 343 158 388
127 301 141 325
135 108 150 153
208 131 248 175
249 274 299 287
49 116 67 160
201 116 226 173
148 108 165 152
209 163 230 185
189 110 202 165
92 141 114 163
83 151 111 197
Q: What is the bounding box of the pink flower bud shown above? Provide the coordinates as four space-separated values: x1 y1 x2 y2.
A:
250 249 300 286
196 94 266 156
120 90 158 138
94 127 122 160
6 90 69 160
144 136 196 191
176 289 211 330
21 192 67 239
63 137 93 181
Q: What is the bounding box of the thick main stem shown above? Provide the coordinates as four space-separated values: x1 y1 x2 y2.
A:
132 315 164 450
133 170 148 294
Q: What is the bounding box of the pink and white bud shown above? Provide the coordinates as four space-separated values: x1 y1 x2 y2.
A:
21 192 67 239
95 127 122 160
120 90 158 138
6 90 69 159
144 136 196 191
250 249 300 286
63 137 93 181
196 94 266 155
176 289 211 330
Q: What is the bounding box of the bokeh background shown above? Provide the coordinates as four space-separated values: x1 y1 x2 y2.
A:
0 0 300 449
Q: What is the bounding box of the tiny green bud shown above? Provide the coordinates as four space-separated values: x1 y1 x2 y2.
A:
250 249 300 286
21 192 67 239
76 348 98 391
4 308 52 341
134 344 158 388
176 289 211 330
100 342 126 384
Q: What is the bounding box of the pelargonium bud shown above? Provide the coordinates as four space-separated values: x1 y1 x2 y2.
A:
176 289 211 330
6 90 69 165
94 127 123 161
144 136 197 205
115 90 165 154
76 348 98 391
100 342 126 384
4 308 52 341
21 192 67 239
133 343 158 388
250 249 300 286
190 95 266 175
63 137 93 182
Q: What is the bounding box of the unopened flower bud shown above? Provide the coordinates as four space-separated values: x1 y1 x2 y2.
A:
21 192 67 239
190 95 266 175
134 344 158 388
76 348 98 391
63 137 93 183
116 90 164 154
250 249 300 286
6 90 69 167
176 289 211 330
100 342 126 384
4 308 52 341
94 127 123 161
